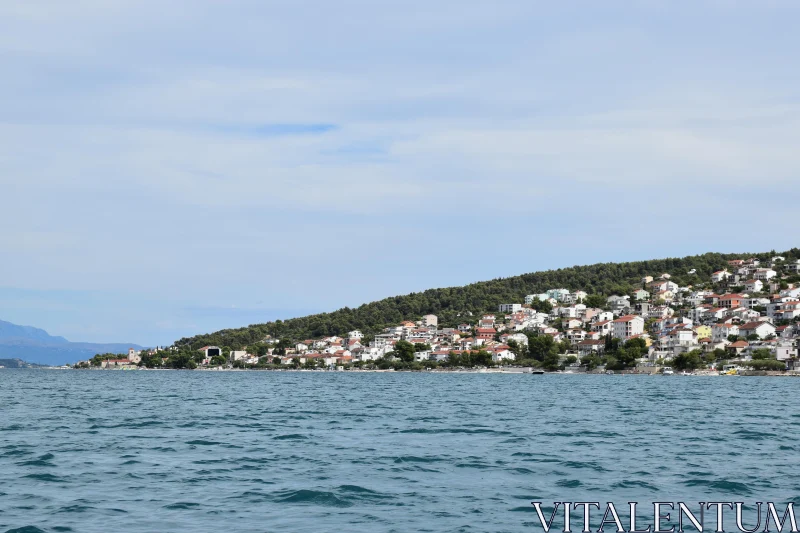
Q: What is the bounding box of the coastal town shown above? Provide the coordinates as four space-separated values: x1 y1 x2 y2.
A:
80 257 800 374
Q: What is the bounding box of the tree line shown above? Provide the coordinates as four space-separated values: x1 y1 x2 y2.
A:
173 249 799 351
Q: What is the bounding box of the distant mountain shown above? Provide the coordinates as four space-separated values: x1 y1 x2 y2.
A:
0 320 143 366
0 358 45 369
0 320 69 344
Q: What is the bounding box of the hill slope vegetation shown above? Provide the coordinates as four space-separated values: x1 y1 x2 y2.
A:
175 249 800 351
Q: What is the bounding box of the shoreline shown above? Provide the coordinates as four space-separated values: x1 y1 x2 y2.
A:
28 367 800 376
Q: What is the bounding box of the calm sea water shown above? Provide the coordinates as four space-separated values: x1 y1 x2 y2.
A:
0 370 797 533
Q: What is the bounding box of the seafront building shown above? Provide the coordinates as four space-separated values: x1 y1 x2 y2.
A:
80 255 800 371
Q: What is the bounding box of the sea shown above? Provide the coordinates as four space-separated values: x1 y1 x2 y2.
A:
0 370 797 533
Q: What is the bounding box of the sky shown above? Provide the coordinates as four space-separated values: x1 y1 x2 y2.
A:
1 0 799 346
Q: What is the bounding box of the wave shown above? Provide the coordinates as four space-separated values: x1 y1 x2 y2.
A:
16 453 55 467
22 473 65 483
272 489 353 508
273 433 309 440
163 502 201 510
682 479 752 494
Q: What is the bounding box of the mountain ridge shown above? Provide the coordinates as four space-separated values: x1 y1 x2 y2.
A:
174 248 800 351
0 319 143 366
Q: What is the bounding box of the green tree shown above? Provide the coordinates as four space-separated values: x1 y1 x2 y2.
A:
582 354 603 370
139 351 163 368
751 348 773 360
747 359 785 371
167 352 197 369
584 294 606 309
542 350 561 371
672 349 703 371
392 340 416 363
472 350 493 367
527 334 556 361
445 351 461 367
507 339 525 359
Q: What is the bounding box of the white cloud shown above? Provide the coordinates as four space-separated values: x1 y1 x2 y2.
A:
1 0 799 343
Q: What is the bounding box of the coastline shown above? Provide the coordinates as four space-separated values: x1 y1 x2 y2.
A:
39 366 800 376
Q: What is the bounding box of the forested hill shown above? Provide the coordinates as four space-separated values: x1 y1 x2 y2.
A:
174 249 799 351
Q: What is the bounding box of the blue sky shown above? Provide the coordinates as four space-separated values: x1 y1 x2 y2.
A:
1 1 799 346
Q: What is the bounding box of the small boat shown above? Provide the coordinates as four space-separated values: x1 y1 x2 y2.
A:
662 366 674 375
530 369 545 374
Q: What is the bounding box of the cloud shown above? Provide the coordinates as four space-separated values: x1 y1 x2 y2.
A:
1 1 799 344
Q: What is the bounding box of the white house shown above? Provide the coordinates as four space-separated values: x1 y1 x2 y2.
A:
712 323 739 342
711 270 731 283
230 350 248 361
632 289 650 301
738 321 777 340
559 306 578 318
348 330 364 340
753 269 777 281
561 290 588 304
490 346 515 362
612 315 645 340
594 311 614 322
505 332 529 346
774 301 800 321
199 346 222 359
546 288 571 302
744 297 770 309
743 279 764 293
422 314 438 327
665 327 697 350
781 287 800 298
607 295 631 312
591 320 614 336
525 293 549 304
498 303 522 314
648 280 679 292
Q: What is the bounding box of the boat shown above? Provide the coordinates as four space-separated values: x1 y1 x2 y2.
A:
662 366 674 375
530 369 545 374
720 364 739 375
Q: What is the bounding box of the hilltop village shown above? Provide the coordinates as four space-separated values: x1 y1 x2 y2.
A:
79 257 800 373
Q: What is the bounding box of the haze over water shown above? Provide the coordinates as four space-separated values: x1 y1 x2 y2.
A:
0 370 795 533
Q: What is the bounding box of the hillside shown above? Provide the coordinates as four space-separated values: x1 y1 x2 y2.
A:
0 320 68 344
0 320 144 366
0 358 45 369
174 249 800 351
